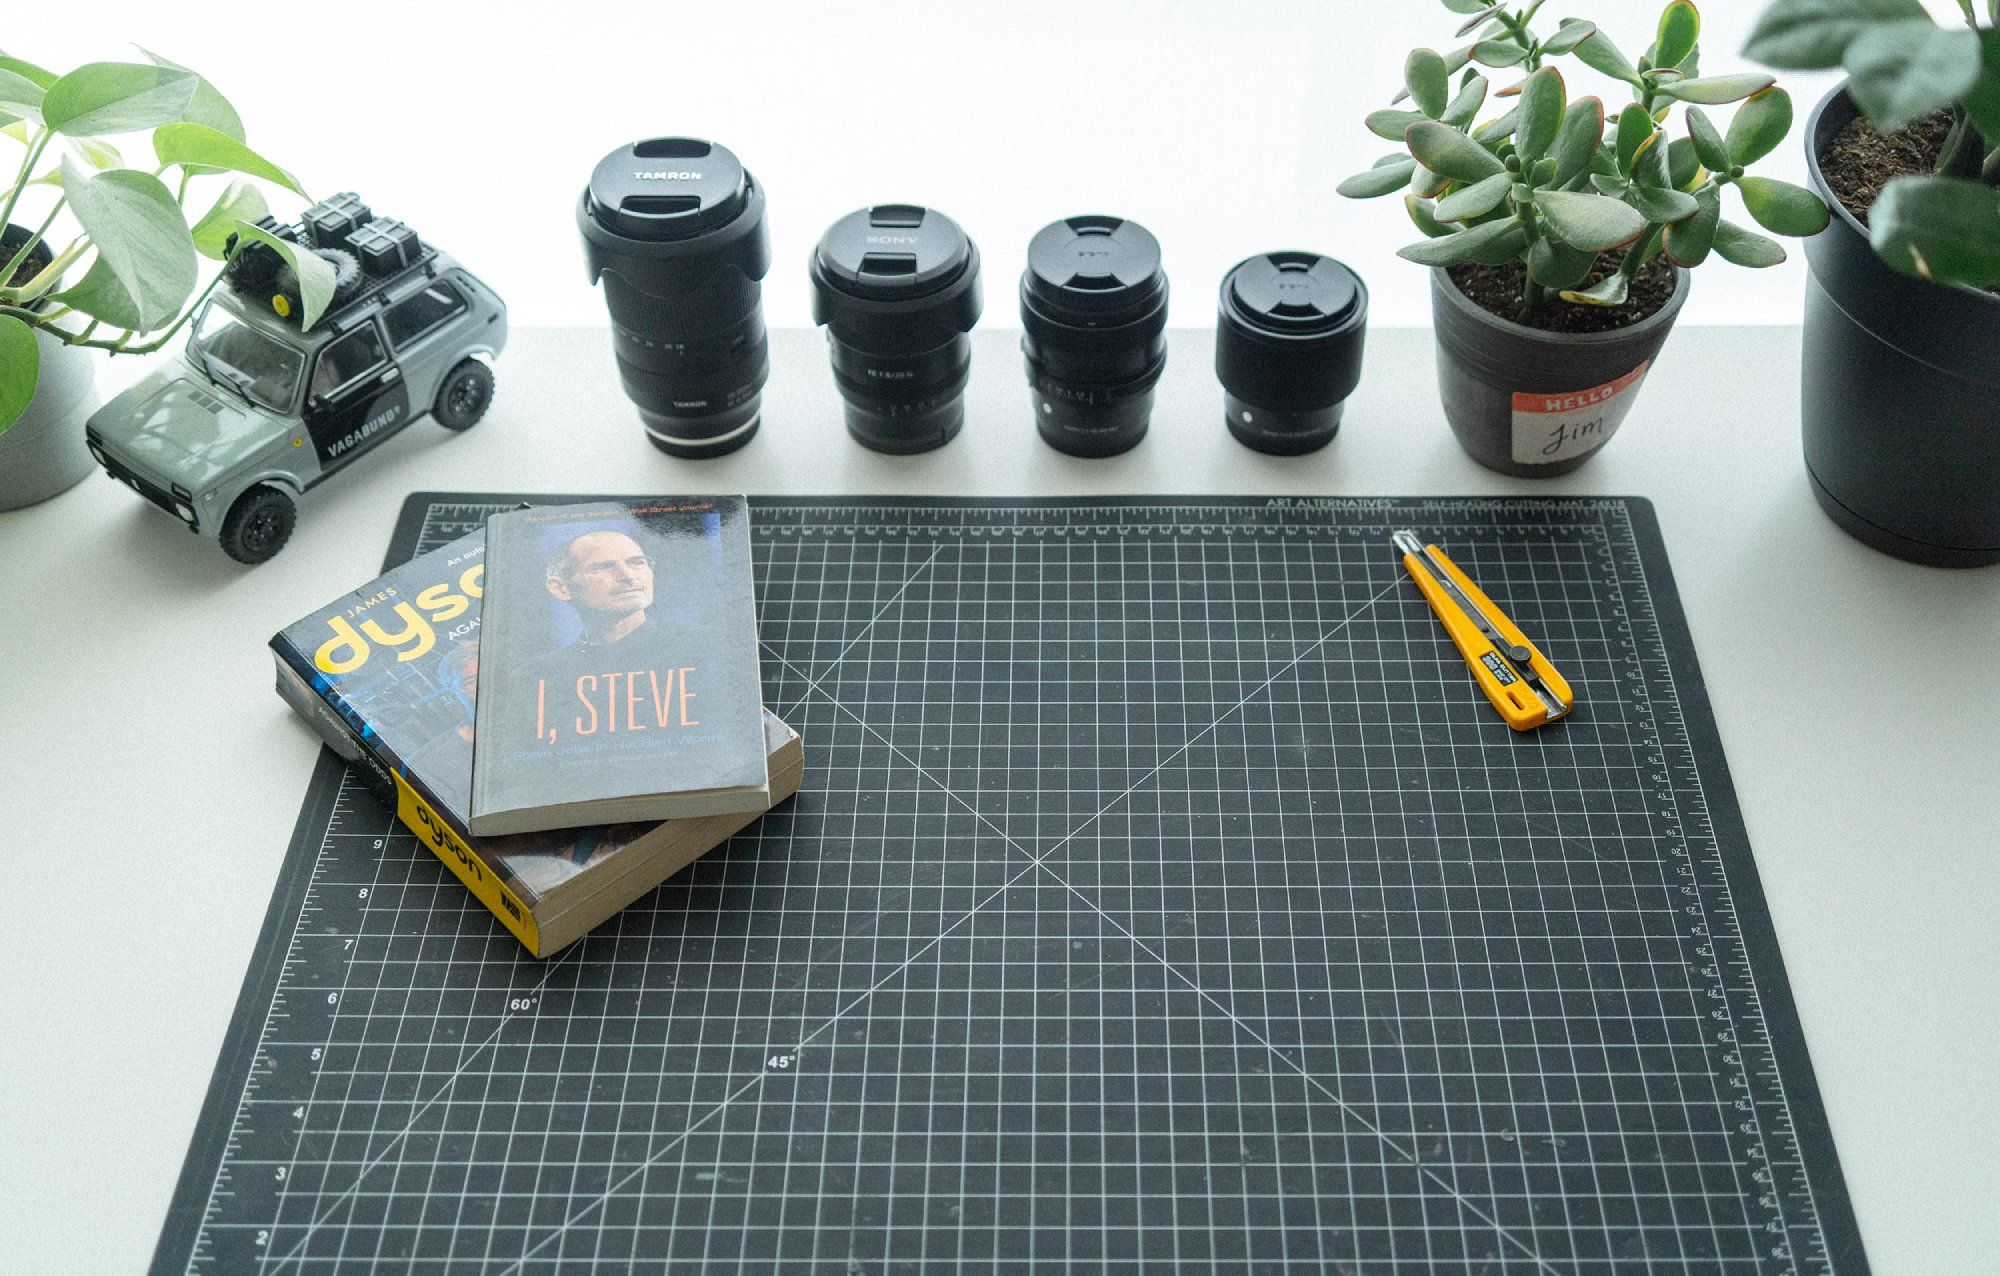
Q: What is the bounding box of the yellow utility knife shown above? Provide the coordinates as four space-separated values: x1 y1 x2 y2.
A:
1392 530 1574 730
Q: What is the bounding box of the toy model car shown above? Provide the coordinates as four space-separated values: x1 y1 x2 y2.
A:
86 193 508 563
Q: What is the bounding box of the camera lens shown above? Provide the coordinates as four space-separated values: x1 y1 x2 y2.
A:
578 137 770 459
810 204 983 454
1215 252 1368 455
1019 215 1168 458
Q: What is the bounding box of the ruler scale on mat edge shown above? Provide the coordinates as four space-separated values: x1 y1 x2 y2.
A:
153 494 1866 1273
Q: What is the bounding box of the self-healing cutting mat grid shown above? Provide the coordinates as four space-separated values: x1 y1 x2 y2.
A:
154 496 1865 1274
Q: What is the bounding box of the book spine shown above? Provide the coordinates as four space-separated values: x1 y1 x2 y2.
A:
269 637 543 957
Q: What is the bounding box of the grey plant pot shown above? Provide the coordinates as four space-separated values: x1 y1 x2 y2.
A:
1430 265 1688 477
1800 86 2000 568
1 224 98 511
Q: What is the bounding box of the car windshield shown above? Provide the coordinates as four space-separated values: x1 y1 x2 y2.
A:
189 303 304 412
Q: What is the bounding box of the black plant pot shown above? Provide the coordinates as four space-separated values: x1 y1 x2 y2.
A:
1801 86 2000 567
1430 266 1688 477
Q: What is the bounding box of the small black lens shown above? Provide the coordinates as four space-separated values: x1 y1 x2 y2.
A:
810 205 983 454
578 138 770 458
1215 251 1368 455
1019 215 1168 458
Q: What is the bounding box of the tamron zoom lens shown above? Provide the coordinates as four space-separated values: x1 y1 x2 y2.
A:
1215 251 1368 455
1019 215 1168 457
578 138 770 458
810 204 983 453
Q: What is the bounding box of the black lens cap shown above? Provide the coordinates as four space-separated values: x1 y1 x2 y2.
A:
1223 251 1363 334
812 204 974 301
1023 215 1165 322
585 138 751 242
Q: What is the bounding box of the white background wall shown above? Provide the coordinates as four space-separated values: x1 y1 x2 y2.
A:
14 0 1923 331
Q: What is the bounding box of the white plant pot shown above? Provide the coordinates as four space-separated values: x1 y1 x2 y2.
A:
0 329 98 511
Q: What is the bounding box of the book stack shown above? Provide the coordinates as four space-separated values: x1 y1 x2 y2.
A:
271 498 798 957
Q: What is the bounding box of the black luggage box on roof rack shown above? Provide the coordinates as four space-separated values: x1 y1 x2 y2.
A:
349 218 422 276
302 192 372 252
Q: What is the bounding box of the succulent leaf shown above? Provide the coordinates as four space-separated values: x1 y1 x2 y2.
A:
1407 119 1508 182
1743 0 1927 71
1843 19 1982 131
1550 98 1605 188
1868 174 2000 286
1686 107 1730 174
1736 175 1833 236
1534 189 1648 250
1398 216 1530 266
1434 171 1514 221
1663 186 1723 264
1339 157 1422 198
1656 2 1701 70
1657 73 1777 105
1407 48 1453 118
1514 68 1568 163
1712 218 1789 267
1560 272 1631 306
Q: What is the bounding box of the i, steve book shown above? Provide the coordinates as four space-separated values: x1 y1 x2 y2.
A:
469 497 770 836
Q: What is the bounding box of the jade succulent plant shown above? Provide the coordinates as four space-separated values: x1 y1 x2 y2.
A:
1748 0 2000 287
1341 1 1831 310
0 51 333 435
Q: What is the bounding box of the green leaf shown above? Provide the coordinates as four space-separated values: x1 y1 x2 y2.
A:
1410 162 1454 199
1630 183 1701 222
1535 189 1648 249
1474 105 1519 141
1686 106 1731 173
1573 31 1642 83
1406 120 1507 182
0 54 58 89
1398 217 1529 266
0 67 46 125
0 314 38 436
139 49 243 142
1406 195 1454 238
1657 73 1776 105
49 157 197 331
1514 67 1567 163
1470 40 1529 68
1551 98 1605 187
1435 171 1514 221
1725 88 1794 167
1442 74 1490 127
1368 108 1430 140
1528 236 1597 289
1616 107 1656 175
1441 0 1492 14
1713 218 1790 266
151 123 306 196
1631 132 1676 189
1869 174 2000 286
1407 48 1451 118
231 220 338 331
1737 175 1833 235
40 62 198 136
1663 186 1723 264
190 181 270 260
1656 1 1702 70
1843 19 1982 131
1541 20 1598 55
1966 30 2000 141
1339 156 1420 198
1669 137 1703 190
1561 272 1631 306
1744 0 1927 70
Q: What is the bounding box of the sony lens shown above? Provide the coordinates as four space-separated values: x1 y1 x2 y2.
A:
809 205 983 454
1019 215 1168 458
578 138 770 458
1215 252 1369 455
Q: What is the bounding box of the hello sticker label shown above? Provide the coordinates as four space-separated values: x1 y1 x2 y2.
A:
1511 360 1652 465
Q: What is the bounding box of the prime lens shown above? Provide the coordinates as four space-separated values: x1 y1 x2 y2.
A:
578 138 770 459
1019 215 1168 458
1215 252 1368 455
809 205 983 454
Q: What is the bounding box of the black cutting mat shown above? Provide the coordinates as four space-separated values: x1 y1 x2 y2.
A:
154 495 1865 1274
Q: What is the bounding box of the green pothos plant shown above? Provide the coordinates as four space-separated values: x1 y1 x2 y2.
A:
1340 1 1831 311
0 51 334 436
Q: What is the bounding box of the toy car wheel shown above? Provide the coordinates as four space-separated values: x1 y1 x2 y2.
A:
433 358 494 430
220 484 297 564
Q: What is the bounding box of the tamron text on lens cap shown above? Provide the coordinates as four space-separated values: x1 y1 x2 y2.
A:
578 137 770 459
1019 215 1168 458
1215 252 1368 455
810 204 983 454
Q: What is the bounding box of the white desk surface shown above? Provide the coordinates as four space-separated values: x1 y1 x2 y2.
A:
3 325 1994 1274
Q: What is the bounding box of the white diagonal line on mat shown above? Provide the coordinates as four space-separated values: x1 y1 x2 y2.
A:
491 576 1554 1276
